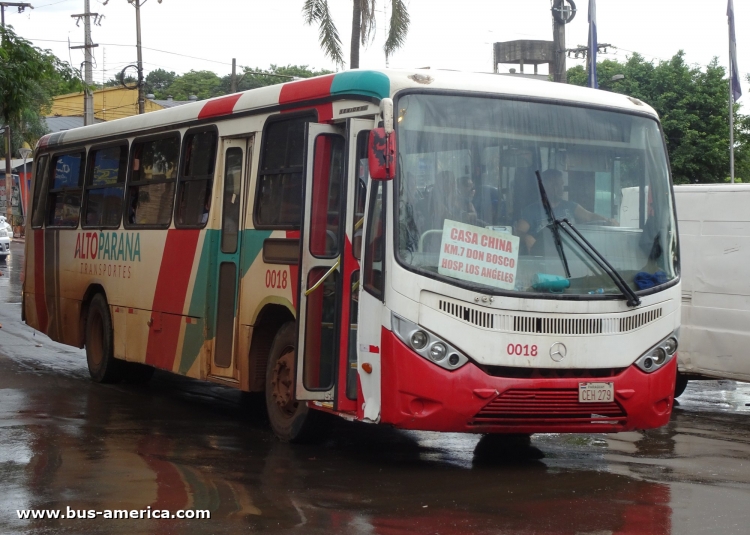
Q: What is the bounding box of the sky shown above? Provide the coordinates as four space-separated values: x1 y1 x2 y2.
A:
4 0 748 103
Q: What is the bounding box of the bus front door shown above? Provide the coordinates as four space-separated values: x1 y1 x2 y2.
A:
210 137 252 380
295 120 374 411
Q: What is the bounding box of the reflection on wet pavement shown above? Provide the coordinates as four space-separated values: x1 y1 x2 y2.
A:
1 241 750 533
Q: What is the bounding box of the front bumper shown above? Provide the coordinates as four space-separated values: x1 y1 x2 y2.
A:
380 328 676 434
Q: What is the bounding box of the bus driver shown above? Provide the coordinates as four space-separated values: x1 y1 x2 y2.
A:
516 169 617 254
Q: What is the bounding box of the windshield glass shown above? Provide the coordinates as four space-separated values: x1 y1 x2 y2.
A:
396 93 678 297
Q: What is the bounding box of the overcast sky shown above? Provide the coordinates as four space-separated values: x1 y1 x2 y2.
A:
5 0 748 103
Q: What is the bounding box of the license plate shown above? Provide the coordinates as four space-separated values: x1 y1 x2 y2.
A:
579 382 614 403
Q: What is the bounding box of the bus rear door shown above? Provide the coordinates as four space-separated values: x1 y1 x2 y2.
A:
210 136 253 380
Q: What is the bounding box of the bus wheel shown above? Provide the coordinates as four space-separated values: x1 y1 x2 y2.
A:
674 371 689 399
85 293 124 383
265 322 323 443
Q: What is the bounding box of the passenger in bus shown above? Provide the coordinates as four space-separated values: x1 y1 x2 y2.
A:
429 171 486 229
516 169 617 254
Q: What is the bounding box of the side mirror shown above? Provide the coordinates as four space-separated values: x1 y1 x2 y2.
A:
368 128 396 181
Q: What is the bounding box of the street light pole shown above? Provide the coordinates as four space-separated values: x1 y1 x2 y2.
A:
133 0 144 114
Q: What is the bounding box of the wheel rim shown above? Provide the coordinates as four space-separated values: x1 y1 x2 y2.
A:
88 309 104 369
270 347 298 418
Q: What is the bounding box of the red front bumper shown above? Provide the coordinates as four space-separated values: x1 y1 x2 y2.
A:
380 328 676 434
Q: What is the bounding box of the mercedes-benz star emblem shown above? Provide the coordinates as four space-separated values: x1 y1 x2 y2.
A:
550 342 567 362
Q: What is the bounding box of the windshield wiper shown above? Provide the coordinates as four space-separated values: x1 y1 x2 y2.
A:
535 171 571 278
556 219 641 307
534 171 641 308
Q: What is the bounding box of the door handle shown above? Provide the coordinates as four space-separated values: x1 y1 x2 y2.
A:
304 257 340 296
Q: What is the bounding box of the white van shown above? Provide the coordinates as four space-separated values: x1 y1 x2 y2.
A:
673 184 750 395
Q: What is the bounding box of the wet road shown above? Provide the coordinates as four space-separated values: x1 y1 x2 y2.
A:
2 241 750 534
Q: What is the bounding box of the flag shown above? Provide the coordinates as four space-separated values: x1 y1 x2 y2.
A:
588 0 598 89
728 0 742 102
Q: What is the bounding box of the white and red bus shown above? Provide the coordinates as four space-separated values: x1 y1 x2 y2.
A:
23 70 680 441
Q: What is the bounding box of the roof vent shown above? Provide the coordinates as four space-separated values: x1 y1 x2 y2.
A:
188 95 198 101
146 93 155 99
167 95 173 101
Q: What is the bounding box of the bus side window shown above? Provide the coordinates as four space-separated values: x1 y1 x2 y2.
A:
82 144 127 229
30 154 49 229
47 151 86 228
175 128 217 228
125 134 180 228
254 115 313 229
363 181 386 300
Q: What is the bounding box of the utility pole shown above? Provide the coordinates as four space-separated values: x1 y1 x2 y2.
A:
551 0 566 83
231 58 237 94
71 1 102 125
1 2 33 224
103 0 163 114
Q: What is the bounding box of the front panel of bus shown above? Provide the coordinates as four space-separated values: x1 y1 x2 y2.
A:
376 91 680 434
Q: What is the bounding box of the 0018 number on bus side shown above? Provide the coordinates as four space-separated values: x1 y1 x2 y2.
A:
265 269 288 289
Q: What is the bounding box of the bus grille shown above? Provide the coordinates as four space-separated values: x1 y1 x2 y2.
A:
437 299 662 336
470 388 627 427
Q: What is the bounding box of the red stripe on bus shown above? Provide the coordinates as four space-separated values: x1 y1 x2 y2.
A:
286 230 300 311
33 229 48 332
145 229 200 370
197 94 242 119
279 74 335 105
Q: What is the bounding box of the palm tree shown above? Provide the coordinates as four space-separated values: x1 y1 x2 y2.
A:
302 0 410 69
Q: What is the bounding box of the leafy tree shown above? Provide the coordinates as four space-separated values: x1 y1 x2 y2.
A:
568 52 746 184
166 70 223 101
302 0 410 69
1 26 82 158
145 68 177 99
219 64 334 93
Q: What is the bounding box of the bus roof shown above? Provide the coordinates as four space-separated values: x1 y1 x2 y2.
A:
37 69 659 151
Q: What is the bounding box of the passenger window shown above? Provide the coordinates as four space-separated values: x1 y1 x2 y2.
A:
255 116 312 228
125 134 180 227
31 154 49 229
83 145 127 228
352 131 369 260
221 147 243 253
175 129 217 228
47 151 85 228
363 181 386 300
309 134 345 258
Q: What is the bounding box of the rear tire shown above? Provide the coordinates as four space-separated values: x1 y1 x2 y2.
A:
674 371 689 398
265 322 325 443
85 293 124 383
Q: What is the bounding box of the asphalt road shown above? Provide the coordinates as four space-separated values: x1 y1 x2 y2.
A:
2 240 750 534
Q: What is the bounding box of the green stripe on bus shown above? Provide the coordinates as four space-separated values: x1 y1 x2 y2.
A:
331 71 390 100
178 229 272 375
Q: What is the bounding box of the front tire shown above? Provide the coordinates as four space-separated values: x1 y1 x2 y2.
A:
85 293 124 383
265 322 324 443
674 371 689 398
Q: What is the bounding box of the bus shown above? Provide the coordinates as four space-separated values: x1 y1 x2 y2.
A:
23 69 680 442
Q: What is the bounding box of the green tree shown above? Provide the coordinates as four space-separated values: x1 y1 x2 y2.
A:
167 70 222 101
1 26 82 157
219 64 335 93
145 68 177 99
302 0 409 69
568 52 746 184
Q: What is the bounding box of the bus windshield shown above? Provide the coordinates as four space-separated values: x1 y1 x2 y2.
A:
395 93 678 297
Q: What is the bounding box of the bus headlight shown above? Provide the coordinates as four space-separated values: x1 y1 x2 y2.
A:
429 342 447 362
410 330 429 350
391 313 468 371
635 333 678 374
